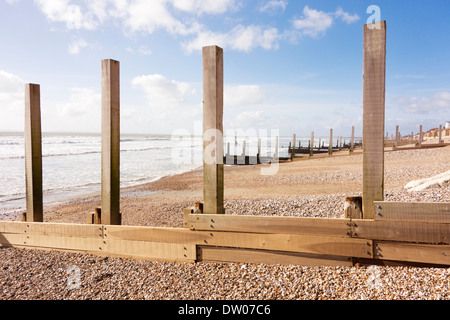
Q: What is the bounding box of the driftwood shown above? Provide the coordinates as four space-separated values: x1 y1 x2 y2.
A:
405 170 450 192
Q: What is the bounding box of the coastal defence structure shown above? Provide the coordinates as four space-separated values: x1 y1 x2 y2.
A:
1 21 449 267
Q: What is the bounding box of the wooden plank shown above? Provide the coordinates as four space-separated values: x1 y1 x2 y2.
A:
101 59 121 225
103 225 209 244
188 214 351 237
197 246 353 266
24 83 43 222
102 239 196 262
0 221 102 238
102 224 371 258
201 231 373 258
0 233 195 263
352 219 449 244
374 201 450 223
202 45 224 214
374 241 450 265
362 21 386 219
0 233 103 252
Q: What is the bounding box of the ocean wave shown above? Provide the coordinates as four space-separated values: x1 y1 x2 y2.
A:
0 145 188 160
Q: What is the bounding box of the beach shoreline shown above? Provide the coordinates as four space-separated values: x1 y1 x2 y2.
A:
7 142 446 227
1 144 449 300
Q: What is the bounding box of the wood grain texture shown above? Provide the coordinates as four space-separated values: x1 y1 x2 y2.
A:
24 84 43 222
101 59 121 225
202 46 224 214
374 201 450 223
362 21 387 219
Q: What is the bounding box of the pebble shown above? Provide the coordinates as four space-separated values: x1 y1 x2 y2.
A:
0 146 449 300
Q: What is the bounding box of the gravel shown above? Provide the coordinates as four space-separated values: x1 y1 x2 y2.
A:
1 146 449 300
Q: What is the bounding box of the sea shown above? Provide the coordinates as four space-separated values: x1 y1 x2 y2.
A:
0 132 299 217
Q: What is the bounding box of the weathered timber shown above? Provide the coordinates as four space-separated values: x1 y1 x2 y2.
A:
101 59 121 225
374 201 450 223
202 45 224 214
362 21 387 219
24 84 43 222
197 246 353 266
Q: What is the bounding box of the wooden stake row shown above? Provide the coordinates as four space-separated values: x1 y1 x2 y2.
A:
24 59 121 225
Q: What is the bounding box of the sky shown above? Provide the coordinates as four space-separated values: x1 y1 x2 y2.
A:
0 0 449 138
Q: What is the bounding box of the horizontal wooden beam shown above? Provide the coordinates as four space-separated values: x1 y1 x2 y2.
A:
103 223 371 258
189 214 351 237
374 241 450 265
0 230 195 262
198 231 373 258
0 221 102 238
197 246 353 266
374 201 450 223
352 219 449 244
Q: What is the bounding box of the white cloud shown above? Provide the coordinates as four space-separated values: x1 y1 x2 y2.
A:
259 0 287 14
292 6 334 37
33 1 358 55
292 6 359 38
232 110 266 128
68 37 88 54
394 91 450 114
0 70 25 103
5 0 20 5
334 7 360 24
57 88 101 118
131 74 192 109
0 70 26 130
34 0 104 30
183 24 280 53
225 85 265 107
125 45 152 55
170 0 239 15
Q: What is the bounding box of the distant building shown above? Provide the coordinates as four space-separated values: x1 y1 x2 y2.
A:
446 121 450 129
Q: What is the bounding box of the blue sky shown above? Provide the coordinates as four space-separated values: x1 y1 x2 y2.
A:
0 0 449 138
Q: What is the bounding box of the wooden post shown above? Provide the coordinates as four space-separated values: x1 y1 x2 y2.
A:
24 84 43 222
274 136 279 158
438 125 443 144
310 132 314 156
101 59 121 225
419 125 423 147
328 129 333 155
396 125 400 149
293 134 296 156
257 138 261 158
202 45 224 215
362 21 386 220
350 126 355 152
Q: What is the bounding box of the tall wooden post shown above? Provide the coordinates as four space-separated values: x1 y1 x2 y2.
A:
395 125 400 149
101 59 121 225
419 125 423 147
202 46 224 214
24 84 43 222
310 132 314 156
350 126 355 152
274 136 279 158
257 138 261 156
362 21 386 220
328 129 333 155
293 134 296 155
438 125 443 144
